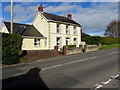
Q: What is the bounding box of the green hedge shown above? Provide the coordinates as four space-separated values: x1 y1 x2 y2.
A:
101 37 120 45
67 45 76 48
82 36 120 45
1 33 23 65
83 36 102 45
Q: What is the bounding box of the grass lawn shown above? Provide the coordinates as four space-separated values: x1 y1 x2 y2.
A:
101 44 120 50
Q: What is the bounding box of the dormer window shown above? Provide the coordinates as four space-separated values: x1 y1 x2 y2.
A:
66 25 69 34
57 24 60 33
73 26 76 35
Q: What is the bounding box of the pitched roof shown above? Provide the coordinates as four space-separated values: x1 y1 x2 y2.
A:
4 22 44 38
41 12 81 26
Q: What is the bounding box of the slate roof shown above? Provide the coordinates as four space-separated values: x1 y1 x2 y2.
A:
41 12 81 26
4 22 44 38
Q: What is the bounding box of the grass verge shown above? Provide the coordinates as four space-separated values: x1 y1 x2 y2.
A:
101 44 120 50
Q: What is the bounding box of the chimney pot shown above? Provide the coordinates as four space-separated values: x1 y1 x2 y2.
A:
38 5 43 12
67 13 72 19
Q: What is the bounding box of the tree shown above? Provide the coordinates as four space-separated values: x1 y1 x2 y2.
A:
104 20 120 37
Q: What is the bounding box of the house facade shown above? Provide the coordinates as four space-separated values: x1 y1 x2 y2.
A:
1 5 82 50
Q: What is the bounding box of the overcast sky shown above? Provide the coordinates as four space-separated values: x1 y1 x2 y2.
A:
0 1 119 36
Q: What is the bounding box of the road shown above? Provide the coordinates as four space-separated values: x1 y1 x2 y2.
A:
2 48 119 89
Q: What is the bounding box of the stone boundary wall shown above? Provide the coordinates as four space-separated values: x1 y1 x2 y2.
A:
62 44 101 55
66 47 83 55
62 46 83 55
84 45 101 52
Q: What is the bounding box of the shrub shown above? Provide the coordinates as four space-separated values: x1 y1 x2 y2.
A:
67 45 76 48
1 33 23 65
83 36 102 45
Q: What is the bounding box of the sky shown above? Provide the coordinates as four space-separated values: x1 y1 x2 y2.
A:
0 1 119 36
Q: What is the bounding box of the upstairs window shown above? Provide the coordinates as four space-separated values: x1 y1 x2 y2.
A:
57 24 60 33
73 26 77 35
34 39 40 46
66 25 69 34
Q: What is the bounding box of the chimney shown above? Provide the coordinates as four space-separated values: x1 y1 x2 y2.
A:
38 5 43 12
67 13 72 19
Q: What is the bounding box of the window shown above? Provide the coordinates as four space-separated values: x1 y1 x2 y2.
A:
74 38 77 45
66 38 70 46
57 24 60 33
73 26 76 35
57 37 61 47
66 25 69 34
44 38 47 47
34 39 40 46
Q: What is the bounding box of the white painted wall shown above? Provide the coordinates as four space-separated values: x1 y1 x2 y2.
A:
49 22 82 49
33 13 49 49
0 23 9 33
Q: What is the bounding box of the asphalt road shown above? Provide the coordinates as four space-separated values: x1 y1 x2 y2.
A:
1 48 119 89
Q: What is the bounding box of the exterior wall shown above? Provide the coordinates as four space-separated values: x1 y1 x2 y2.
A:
49 22 82 49
0 23 9 33
32 13 49 49
22 38 47 50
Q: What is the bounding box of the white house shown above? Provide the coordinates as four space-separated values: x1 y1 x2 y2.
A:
1 5 82 50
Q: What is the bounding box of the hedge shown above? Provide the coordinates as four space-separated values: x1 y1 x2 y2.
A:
1 33 23 65
83 36 102 45
101 37 120 45
67 45 76 48
82 36 120 45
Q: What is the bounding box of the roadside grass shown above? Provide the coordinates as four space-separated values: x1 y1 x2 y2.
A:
101 44 120 50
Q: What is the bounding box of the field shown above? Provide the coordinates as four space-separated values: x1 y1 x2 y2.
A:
101 44 120 50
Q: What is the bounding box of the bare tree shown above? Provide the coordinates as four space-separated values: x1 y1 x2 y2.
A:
104 20 120 37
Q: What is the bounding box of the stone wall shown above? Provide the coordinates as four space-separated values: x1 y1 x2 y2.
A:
84 45 101 52
66 47 83 55
62 46 83 55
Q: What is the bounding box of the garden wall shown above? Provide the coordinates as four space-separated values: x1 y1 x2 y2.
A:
23 46 59 61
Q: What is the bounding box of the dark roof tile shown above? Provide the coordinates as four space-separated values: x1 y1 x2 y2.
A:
42 12 81 26
4 22 44 38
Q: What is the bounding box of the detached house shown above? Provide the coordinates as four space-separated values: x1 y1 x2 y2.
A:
1 5 82 50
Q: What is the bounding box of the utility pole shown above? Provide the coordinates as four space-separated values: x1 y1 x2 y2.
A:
10 0 13 34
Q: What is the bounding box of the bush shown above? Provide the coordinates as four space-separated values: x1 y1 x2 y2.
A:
83 36 102 45
1 33 23 65
67 45 76 48
101 37 120 45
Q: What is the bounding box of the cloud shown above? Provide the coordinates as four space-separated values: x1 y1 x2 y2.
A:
44 2 118 36
44 3 77 13
3 2 118 36
4 3 39 22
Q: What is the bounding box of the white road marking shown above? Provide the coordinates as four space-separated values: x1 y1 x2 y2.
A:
102 78 112 84
42 56 97 71
95 84 103 89
109 51 120 55
93 72 119 90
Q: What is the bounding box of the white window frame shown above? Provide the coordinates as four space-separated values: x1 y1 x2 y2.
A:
74 38 77 45
66 25 69 34
73 26 77 35
57 24 60 33
34 39 40 46
57 37 61 47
